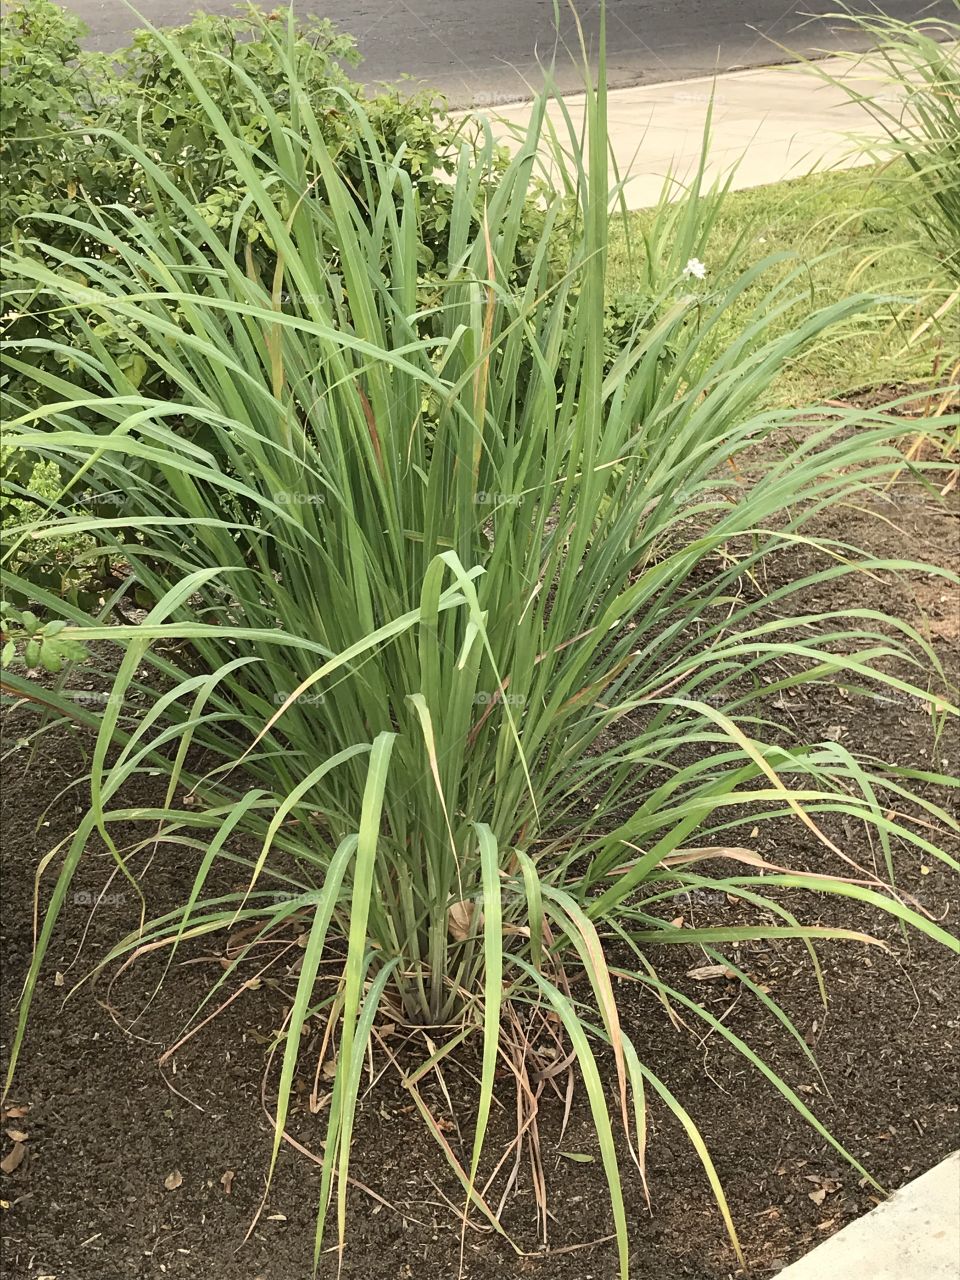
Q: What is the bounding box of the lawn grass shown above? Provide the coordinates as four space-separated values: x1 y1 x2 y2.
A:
608 162 957 407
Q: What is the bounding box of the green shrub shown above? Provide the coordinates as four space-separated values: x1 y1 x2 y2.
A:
0 449 100 609
2 9 958 1276
0 0 96 236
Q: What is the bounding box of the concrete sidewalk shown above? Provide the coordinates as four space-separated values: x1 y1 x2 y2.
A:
775 1150 960 1279
480 54 912 209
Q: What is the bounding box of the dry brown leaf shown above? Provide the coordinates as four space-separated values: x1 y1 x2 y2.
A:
665 845 756 865
808 1188 827 1206
321 1059 337 1080
670 915 685 928
686 964 734 981
220 1170 234 1195
163 1170 183 1191
2 1107 29 1120
0 1143 26 1175
54 972 64 988
4 1130 28 1144
447 899 476 942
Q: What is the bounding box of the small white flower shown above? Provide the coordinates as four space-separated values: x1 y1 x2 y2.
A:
682 257 707 280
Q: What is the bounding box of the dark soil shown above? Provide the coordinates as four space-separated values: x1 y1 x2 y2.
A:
2 419 958 1280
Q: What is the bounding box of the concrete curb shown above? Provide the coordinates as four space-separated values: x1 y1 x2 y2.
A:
774 1151 960 1279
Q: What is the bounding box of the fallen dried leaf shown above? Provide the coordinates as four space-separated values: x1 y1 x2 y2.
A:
808 1188 827 1206
54 972 64 988
220 1170 234 1195
164 1170 183 1191
3 1130 27 1144
686 964 734 981
447 899 476 942
2 1107 29 1121
0 1143 26 1175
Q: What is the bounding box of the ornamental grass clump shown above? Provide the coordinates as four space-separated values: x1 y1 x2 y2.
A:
1 8 958 1274
822 4 960 283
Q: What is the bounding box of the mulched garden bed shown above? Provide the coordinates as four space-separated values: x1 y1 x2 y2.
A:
2 420 957 1280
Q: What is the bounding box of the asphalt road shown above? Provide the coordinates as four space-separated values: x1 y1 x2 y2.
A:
64 1 953 105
